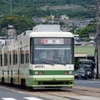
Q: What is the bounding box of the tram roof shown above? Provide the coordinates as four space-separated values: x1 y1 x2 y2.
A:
29 31 74 38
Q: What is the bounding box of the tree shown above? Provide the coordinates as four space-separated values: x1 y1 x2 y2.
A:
74 21 96 38
0 14 36 35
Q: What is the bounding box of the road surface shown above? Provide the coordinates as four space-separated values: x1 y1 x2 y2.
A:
0 79 100 100
75 79 100 88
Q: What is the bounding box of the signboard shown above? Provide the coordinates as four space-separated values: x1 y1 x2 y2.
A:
40 38 64 44
79 61 90 64
6 17 18 19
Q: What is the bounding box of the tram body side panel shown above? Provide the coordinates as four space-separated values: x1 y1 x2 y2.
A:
2 46 8 83
0 47 5 83
0 39 30 84
13 37 30 85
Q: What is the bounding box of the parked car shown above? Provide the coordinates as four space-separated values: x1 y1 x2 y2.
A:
75 69 88 79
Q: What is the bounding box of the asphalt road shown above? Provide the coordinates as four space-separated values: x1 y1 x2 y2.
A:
0 79 100 100
75 78 100 88
0 86 49 100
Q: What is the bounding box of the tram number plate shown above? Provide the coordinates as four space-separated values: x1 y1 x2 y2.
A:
35 65 45 68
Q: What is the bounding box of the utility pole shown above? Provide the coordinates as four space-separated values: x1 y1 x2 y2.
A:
95 0 100 79
10 0 12 14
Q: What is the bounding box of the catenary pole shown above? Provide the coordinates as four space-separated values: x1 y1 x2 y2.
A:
95 0 100 79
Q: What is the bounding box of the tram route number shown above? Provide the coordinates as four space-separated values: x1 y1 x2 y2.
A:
35 65 45 68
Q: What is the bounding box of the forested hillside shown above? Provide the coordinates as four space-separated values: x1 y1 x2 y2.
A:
0 0 96 35
0 0 95 19
0 0 95 7
12 0 95 6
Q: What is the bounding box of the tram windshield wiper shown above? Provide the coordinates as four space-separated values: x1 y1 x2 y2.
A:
40 60 54 66
52 60 66 65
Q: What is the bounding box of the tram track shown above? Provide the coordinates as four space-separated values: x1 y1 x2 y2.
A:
0 84 100 100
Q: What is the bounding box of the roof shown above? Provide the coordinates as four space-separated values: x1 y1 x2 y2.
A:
32 24 61 32
74 54 87 57
29 31 74 38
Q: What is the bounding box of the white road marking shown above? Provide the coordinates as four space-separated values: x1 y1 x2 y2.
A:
2 98 17 100
24 97 43 100
1 97 43 100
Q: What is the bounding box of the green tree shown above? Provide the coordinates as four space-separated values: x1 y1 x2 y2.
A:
0 14 36 35
74 20 96 38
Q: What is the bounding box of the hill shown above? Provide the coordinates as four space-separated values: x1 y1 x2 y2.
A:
0 0 95 19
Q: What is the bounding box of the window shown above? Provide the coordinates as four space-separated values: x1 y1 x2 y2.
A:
9 51 11 65
20 48 24 64
25 46 29 63
30 37 74 64
4 53 7 66
13 50 18 65
0 54 2 67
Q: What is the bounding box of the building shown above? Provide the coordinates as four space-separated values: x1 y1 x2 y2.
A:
6 25 17 38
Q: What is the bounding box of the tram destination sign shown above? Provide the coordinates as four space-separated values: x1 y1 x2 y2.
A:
40 38 64 44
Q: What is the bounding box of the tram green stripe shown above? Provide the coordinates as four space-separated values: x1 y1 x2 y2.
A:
29 70 74 75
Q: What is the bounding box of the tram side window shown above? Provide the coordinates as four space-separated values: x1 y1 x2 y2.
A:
20 48 24 64
9 51 11 65
13 50 18 65
4 53 7 66
15 50 18 64
25 46 29 63
0 54 2 67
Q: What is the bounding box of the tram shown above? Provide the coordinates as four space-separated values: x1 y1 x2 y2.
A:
0 29 74 89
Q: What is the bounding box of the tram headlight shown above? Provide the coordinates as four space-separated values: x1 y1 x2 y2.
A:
34 71 39 74
69 71 72 74
34 71 43 74
64 71 73 74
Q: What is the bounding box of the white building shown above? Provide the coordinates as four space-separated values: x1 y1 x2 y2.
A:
60 15 69 21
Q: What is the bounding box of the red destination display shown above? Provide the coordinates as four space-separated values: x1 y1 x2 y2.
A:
40 38 64 44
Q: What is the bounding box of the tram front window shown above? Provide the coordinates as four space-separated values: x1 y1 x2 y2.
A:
34 49 71 64
30 38 73 64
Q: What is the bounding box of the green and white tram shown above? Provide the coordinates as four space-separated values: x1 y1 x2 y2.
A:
0 31 74 89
